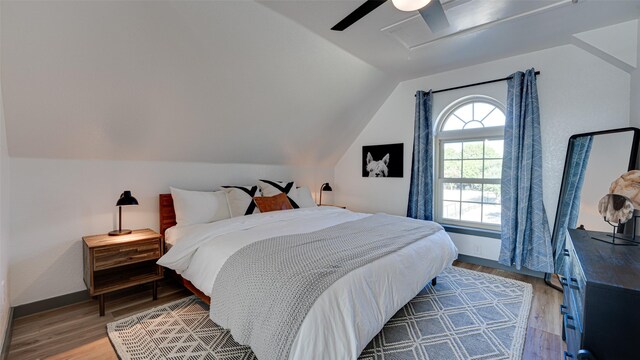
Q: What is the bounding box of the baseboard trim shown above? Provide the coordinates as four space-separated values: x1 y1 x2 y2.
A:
457 254 545 278
1 307 13 360
13 290 89 319
9 258 541 319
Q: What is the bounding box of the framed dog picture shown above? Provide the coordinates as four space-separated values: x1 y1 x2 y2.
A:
362 143 403 178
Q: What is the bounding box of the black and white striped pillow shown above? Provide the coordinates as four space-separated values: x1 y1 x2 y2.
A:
221 185 261 217
258 180 300 209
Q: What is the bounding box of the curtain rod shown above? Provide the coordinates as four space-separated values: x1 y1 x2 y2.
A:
422 71 541 95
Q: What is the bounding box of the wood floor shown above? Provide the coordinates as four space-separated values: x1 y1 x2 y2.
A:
454 261 565 360
7 261 564 359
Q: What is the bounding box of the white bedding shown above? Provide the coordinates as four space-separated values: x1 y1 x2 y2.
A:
158 207 458 360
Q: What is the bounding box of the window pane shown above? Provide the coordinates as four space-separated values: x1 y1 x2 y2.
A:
483 184 501 204
485 139 503 158
461 183 482 202
463 120 483 129
462 160 483 178
442 117 464 131
483 109 505 127
443 183 461 201
442 201 460 220
474 102 495 121
461 202 481 222
443 160 461 178
484 159 502 179
454 104 473 122
463 141 483 159
483 204 501 224
443 142 462 159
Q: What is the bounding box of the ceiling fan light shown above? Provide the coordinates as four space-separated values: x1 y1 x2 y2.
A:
391 0 431 12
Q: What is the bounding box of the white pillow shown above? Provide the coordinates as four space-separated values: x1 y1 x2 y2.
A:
295 186 318 208
258 180 300 208
170 187 231 226
221 185 261 217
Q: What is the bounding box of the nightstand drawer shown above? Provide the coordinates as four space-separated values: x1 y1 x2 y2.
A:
94 239 161 270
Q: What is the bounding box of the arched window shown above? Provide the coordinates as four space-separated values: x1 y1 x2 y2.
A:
435 96 505 229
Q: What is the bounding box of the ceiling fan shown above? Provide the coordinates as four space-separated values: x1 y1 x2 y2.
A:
331 0 449 32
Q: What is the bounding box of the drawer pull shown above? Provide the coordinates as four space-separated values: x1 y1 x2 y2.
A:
564 314 575 330
563 249 570 257
577 349 595 360
570 277 580 290
564 351 574 359
560 304 568 315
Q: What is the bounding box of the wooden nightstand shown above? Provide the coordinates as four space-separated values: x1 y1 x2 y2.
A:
82 229 164 316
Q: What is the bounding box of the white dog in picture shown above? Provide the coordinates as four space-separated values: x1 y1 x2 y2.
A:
366 152 389 177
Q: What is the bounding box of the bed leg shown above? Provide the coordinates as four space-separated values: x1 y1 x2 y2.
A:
431 277 437 286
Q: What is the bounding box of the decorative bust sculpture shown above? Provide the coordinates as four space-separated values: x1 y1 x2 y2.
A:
598 193 634 225
609 170 640 208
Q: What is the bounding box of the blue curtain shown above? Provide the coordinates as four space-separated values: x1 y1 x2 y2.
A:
407 90 434 220
552 136 593 273
499 69 554 272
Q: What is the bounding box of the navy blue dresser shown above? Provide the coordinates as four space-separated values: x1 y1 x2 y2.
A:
561 229 640 360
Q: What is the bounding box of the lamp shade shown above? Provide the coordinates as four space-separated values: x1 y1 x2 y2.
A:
321 183 333 192
110 191 138 236
391 0 431 12
116 191 139 206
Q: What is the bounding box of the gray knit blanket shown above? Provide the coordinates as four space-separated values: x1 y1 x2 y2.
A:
209 213 443 360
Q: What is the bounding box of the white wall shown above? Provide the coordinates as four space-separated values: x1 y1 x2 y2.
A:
335 44 631 260
8 159 332 305
1 1 395 168
0 3 9 348
633 74 640 127
0 113 6 350
631 18 640 127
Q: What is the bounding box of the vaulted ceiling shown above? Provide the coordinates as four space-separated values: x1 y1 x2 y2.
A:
266 0 640 79
2 1 639 166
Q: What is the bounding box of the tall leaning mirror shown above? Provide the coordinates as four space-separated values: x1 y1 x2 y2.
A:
547 127 640 289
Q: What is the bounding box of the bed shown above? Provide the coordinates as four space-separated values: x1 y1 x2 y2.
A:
157 193 458 360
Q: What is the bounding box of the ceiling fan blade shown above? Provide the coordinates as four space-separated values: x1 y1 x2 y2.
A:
331 0 387 31
419 0 450 33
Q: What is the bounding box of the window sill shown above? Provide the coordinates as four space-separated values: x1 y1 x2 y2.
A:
442 224 501 239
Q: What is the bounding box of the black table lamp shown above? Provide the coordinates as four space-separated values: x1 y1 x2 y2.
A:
109 190 139 236
319 183 332 206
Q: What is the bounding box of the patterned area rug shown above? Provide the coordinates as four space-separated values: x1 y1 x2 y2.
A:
107 266 532 360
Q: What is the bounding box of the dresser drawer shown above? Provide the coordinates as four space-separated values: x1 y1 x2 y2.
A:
568 256 586 329
562 246 586 317
564 314 581 360
562 313 580 359
562 279 583 359
94 239 161 270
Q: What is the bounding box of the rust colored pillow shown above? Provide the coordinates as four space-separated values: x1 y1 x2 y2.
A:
253 192 293 213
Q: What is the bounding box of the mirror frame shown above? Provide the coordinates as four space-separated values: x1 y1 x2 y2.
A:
545 127 640 291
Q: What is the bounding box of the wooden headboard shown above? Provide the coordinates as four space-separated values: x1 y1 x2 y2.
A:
159 194 176 237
